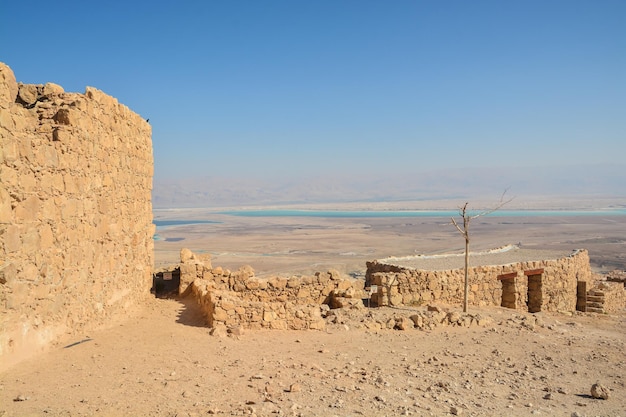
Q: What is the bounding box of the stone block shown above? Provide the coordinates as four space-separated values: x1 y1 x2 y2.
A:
43 82 64 96
337 280 352 291
0 186 12 223
287 277 301 288
0 62 18 105
263 310 277 322
17 83 39 106
212 307 228 322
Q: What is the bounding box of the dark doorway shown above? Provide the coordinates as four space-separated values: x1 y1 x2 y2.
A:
500 277 516 309
576 281 587 312
152 268 181 297
526 274 543 313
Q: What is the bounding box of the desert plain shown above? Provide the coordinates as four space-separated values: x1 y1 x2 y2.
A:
152 204 626 276
1 202 625 417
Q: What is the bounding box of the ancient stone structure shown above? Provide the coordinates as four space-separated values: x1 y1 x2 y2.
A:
177 249 365 331
0 63 153 369
585 282 626 314
366 246 598 313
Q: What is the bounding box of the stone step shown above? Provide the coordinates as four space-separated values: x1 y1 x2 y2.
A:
586 307 604 313
587 290 605 297
586 302 604 309
586 295 605 303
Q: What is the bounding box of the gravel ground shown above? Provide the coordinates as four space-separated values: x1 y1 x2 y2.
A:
1 297 624 417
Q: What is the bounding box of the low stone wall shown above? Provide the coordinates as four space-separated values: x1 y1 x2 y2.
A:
0 63 153 370
179 249 365 331
597 282 626 314
366 250 593 313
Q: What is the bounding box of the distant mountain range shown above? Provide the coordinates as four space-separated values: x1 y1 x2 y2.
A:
152 164 626 209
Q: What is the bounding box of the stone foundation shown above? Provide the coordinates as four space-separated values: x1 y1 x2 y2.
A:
0 63 153 370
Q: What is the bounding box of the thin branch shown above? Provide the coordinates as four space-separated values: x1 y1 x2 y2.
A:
450 217 465 236
469 189 514 220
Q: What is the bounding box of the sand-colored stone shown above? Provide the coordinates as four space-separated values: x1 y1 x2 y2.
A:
0 62 153 370
366 247 596 313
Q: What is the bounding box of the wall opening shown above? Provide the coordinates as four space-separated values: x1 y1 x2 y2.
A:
576 281 587 312
499 273 517 309
523 269 544 313
152 268 181 298
526 274 543 313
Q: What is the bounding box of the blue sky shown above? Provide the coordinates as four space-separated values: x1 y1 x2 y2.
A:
2 1 625 188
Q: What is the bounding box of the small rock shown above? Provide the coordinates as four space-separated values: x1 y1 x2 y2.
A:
450 406 461 415
13 394 28 402
590 382 609 399
209 324 228 337
228 326 245 336
447 312 461 324
543 393 552 400
570 412 583 417
289 383 302 393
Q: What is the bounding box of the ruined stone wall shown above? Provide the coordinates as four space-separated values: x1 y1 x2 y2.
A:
366 250 592 313
0 63 154 369
178 249 365 331
595 282 626 314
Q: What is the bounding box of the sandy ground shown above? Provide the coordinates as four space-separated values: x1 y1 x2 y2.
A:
1 297 624 417
2 210 625 417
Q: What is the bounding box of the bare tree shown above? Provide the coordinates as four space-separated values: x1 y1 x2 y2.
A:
450 191 513 312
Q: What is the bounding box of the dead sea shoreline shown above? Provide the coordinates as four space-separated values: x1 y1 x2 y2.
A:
153 208 626 277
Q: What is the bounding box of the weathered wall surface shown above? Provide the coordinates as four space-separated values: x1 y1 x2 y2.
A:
366 250 593 313
0 63 154 369
178 249 365 331
587 282 626 314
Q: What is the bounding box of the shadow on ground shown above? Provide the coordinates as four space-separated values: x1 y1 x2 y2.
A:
173 296 207 328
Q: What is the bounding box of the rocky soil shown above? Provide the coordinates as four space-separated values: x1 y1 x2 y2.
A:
1 297 624 417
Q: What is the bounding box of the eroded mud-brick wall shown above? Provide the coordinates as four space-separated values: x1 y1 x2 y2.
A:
0 63 154 369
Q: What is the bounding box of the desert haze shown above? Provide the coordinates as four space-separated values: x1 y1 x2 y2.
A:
152 165 626 209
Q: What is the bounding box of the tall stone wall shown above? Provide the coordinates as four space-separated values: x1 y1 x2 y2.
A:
366 250 593 313
0 63 154 370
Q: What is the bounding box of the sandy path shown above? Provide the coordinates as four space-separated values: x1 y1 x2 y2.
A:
1 296 624 417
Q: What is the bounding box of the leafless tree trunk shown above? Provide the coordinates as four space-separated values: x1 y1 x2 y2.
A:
450 191 512 312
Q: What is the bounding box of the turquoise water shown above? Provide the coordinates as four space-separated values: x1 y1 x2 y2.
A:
219 209 626 218
153 219 221 228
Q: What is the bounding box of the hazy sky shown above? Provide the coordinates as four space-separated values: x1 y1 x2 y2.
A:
2 1 625 184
